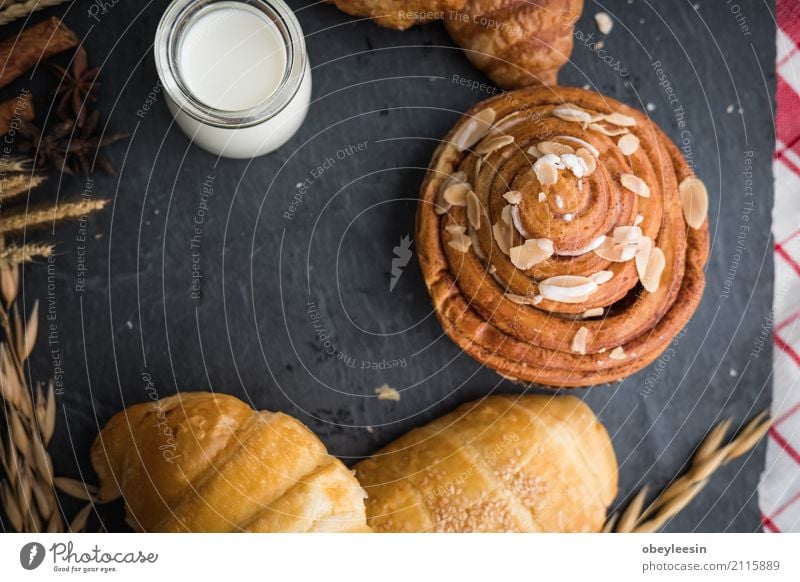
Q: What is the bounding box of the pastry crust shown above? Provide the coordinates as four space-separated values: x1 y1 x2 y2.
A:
91 392 369 532
445 0 584 88
328 0 467 30
416 86 710 387
356 394 618 532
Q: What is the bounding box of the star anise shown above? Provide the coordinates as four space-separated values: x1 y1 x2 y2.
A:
50 47 100 128
18 111 128 176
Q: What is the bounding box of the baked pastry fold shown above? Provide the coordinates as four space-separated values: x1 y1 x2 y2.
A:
92 392 369 532
417 86 710 387
356 394 618 532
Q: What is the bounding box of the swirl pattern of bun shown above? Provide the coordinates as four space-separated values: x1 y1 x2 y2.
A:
417 86 710 387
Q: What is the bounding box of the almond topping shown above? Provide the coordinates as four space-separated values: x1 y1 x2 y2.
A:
582 307 605 318
590 270 614 284
505 293 541 306
556 135 600 157
595 12 614 34
602 112 637 127
589 122 629 137
634 213 644 226
679 175 709 229
509 238 554 270
492 216 513 254
434 171 467 215
555 195 564 209
538 141 575 156
576 148 597 174
527 144 543 158
443 182 471 206
503 191 522 204
452 107 496 152
609 346 626 360
618 133 640 156
571 326 590 354
466 190 482 229
475 134 515 156
620 173 650 198
510 205 531 237
534 154 560 186
447 226 472 253
553 104 593 124
538 275 599 303
635 235 653 282
538 191 547 202
641 246 665 292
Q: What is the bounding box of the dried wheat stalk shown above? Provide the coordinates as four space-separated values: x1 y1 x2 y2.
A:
0 0 71 26
0 243 52 268
606 411 772 533
0 158 33 174
0 198 108 235
0 174 45 202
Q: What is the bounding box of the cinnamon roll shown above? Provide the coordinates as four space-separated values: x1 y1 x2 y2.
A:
417 86 710 387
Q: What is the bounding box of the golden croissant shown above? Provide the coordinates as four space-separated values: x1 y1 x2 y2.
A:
445 0 584 88
327 0 467 30
356 394 618 532
91 392 369 532
416 86 710 387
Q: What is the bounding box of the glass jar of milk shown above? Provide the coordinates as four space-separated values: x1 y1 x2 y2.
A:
155 0 311 158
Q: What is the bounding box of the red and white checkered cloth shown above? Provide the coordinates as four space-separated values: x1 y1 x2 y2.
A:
759 0 800 534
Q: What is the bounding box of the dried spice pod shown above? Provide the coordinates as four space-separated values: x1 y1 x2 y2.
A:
445 0 584 88
417 86 710 387
0 17 78 89
0 92 34 135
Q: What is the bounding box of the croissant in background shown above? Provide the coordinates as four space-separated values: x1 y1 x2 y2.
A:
417 86 710 387
327 0 467 30
356 394 618 532
445 0 584 88
92 392 369 532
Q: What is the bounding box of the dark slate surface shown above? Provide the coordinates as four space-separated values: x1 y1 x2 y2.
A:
1 0 775 532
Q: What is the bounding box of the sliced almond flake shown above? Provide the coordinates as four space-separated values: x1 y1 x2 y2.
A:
563 213 574 222
602 112 637 127
533 295 543 304
598 347 607 353
509 238 554 270
582 307 605 318
634 213 644 226
469 227 486 260
475 134 515 156
466 190 482 229
534 154 560 186
641 246 665 293
555 195 564 209
434 171 467 215
452 107 496 152
613 225 643 243
557 136 599 157
443 182 471 206
634 235 653 282
510 205 531 238
618 133 640 156
557 235 607 257
594 237 638 262
576 148 597 174
590 270 614 284
571 326 590 354
620 173 650 198
595 11 614 34
537 141 575 156
527 144 543 158
503 190 522 204
505 293 541 306
445 224 466 235
539 275 599 303
538 191 547 202
447 230 472 253
501 204 513 225
375 384 401 401
474 157 482 179
589 122 630 137
561 153 589 178
679 175 709 229
608 346 626 360
492 219 513 255
553 104 593 124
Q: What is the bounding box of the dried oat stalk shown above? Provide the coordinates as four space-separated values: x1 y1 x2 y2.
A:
0 262 98 532
0 0 72 27
606 411 772 533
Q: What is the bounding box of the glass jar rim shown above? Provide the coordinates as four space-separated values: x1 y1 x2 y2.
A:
154 0 307 129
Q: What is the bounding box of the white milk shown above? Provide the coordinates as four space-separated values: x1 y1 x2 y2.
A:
179 5 286 111
156 0 311 158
